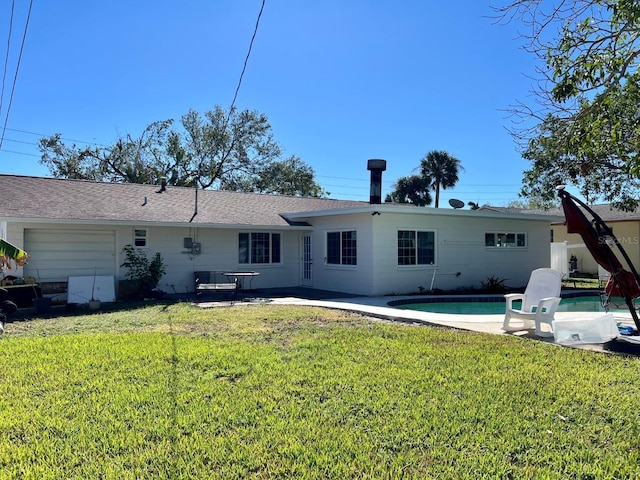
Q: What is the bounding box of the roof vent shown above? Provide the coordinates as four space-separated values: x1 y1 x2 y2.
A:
367 159 387 205
158 176 167 193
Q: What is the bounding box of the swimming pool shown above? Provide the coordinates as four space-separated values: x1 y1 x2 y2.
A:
390 295 626 315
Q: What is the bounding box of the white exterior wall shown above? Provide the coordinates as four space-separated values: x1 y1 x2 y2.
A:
4 209 553 298
144 226 301 294
368 212 551 295
306 211 552 296
7 222 302 295
307 213 375 296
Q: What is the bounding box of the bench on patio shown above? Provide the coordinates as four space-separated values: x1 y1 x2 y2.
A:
194 271 238 302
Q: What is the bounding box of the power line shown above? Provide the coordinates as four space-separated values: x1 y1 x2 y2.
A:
0 1 15 122
4 127 109 147
0 148 38 157
0 0 33 151
226 0 266 124
3 136 38 146
3 0 267 159
316 174 521 190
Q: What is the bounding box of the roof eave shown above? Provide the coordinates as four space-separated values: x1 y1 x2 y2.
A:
283 204 565 222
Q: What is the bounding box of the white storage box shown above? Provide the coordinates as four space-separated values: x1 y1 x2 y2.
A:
552 314 619 345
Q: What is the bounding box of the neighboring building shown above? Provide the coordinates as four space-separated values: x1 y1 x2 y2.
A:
548 204 640 276
482 202 640 277
0 174 559 298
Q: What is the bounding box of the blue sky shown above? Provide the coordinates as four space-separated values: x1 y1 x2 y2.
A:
0 1 538 206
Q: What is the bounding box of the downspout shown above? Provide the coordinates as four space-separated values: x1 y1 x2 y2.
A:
189 184 198 223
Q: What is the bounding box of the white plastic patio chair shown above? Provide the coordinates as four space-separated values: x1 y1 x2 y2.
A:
502 268 563 337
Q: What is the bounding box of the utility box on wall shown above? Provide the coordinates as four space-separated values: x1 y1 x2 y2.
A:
183 237 201 255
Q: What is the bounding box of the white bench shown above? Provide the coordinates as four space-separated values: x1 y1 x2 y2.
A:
194 271 238 302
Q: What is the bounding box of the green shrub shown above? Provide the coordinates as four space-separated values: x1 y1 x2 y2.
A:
481 275 507 293
120 245 166 296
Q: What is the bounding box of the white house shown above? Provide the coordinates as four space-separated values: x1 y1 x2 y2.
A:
0 174 559 298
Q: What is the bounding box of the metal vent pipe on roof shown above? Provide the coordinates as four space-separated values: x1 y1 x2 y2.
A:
367 159 387 204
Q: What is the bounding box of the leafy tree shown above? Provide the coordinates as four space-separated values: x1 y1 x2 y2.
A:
419 150 463 208
503 198 550 210
245 155 328 196
39 120 175 184
496 0 640 210
385 174 433 206
38 106 326 197
177 107 281 190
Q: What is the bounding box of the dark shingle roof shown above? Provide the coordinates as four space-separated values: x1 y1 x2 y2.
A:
484 203 640 223
0 174 367 227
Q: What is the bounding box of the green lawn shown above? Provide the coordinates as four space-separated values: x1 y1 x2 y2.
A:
1 302 640 479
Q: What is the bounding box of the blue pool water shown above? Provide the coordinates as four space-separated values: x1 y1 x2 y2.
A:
392 296 627 315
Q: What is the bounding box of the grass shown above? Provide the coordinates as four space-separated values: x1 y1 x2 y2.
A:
562 278 601 289
1 301 640 478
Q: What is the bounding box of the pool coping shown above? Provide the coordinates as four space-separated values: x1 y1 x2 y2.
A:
386 290 603 307
265 289 636 349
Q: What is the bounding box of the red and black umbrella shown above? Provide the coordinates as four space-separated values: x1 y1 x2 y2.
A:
559 188 640 330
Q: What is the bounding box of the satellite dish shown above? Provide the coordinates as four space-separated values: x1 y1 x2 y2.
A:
449 198 465 209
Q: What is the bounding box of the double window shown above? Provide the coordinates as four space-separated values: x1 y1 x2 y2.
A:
239 233 281 264
398 230 435 265
326 230 357 265
485 232 527 248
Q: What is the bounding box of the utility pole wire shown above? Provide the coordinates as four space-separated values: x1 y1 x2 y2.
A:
225 0 266 125
0 0 33 151
0 1 15 121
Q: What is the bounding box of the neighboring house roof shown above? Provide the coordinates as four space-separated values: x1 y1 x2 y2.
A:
0 174 366 227
483 204 640 224
547 203 640 223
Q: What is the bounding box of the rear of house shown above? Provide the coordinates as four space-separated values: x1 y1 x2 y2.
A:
0 174 558 300
288 204 556 295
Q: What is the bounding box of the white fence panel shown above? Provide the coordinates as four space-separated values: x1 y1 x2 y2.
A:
551 241 569 278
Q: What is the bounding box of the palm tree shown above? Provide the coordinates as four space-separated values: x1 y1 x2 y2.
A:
419 150 463 208
385 174 433 206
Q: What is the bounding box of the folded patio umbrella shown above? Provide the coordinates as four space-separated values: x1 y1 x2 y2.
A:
558 188 640 331
0 238 28 270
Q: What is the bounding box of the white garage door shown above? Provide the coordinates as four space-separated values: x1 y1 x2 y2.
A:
23 229 116 282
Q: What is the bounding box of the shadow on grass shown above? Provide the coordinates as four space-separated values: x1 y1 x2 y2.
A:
3 298 187 324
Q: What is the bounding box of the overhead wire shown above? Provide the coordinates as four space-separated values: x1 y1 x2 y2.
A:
0 1 15 122
0 0 33 151
225 0 266 125
3 126 109 146
1 0 266 162
0 1 522 206
0 148 38 157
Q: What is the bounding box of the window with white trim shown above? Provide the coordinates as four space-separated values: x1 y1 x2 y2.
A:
485 232 527 248
398 230 435 265
238 232 281 264
133 228 147 248
326 230 357 265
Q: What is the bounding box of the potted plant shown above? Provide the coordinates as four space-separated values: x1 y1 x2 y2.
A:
120 245 166 299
